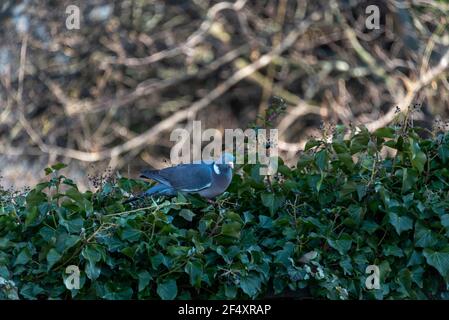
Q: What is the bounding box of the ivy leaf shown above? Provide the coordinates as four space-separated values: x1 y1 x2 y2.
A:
46 249 62 271
179 209 196 222
407 250 424 267
382 245 403 257
221 221 242 239
58 211 84 233
438 145 449 164
423 248 449 279
224 284 237 299
332 141 349 154
327 234 352 255
19 284 45 299
388 212 413 235
82 245 103 264
409 139 427 173
151 253 171 269
157 279 178 300
102 285 133 300
304 139 320 151
138 271 152 292
239 273 261 298
51 163 67 171
373 127 395 139
14 248 32 266
120 227 141 242
261 193 285 215
24 207 41 228
315 149 328 171
402 168 418 193
361 220 379 234
85 261 101 280
350 130 370 154
396 269 413 296
440 214 449 231
414 222 439 248
184 261 203 287
258 215 273 229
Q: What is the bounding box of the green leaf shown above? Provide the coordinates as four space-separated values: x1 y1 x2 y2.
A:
239 273 261 298
19 284 45 299
179 209 196 222
51 163 67 171
46 249 62 270
304 139 320 151
82 245 103 264
438 145 449 164
138 271 152 292
423 248 449 279
402 168 418 193
261 193 285 215
224 284 237 299
373 127 395 139
157 279 177 300
24 207 41 228
350 130 370 154
410 266 425 288
388 212 413 235
120 227 141 242
184 261 203 287
14 248 32 266
85 261 101 280
409 139 427 173
102 285 133 300
396 269 413 296
315 149 328 171
258 215 273 229
361 220 379 234
382 245 403 257
59 235 80 253
407 250 424 267
414 223 439 248
440 214 449 231
337 153 354 170
58 210 84 233
25 189 47 207
278 165 292 177
151 253 171 269
327 234 352 255
332 141 349 154
221 221 242 239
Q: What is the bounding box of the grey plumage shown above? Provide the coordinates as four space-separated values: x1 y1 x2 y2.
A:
124 153 234 203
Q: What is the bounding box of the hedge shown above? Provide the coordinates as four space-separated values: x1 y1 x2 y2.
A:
1 122 449 300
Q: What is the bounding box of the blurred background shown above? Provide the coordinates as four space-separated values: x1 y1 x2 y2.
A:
0 0 448 190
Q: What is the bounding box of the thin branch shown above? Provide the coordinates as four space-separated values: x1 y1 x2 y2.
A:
110 0 248 67
14 22 311 162
367 48 449 131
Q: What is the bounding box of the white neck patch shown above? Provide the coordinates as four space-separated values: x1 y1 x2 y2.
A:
213 164 221 175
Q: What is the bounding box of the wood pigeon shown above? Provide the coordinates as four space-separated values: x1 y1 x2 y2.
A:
124 153 234 203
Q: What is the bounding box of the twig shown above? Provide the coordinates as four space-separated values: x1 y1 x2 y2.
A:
15 22 311 162
366 48 449 131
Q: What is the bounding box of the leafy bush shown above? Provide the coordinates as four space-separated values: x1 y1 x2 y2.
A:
1 123 449 300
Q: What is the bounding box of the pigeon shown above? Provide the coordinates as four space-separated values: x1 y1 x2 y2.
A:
124 153 234 203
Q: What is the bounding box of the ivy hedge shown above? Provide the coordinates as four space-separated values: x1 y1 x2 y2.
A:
1 123 449 300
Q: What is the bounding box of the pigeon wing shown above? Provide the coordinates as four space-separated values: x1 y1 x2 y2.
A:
140 163 213 192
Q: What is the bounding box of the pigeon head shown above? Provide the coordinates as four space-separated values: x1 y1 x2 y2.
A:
213 152 235 175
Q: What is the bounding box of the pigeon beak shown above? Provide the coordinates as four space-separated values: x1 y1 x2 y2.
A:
228 162 234 169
